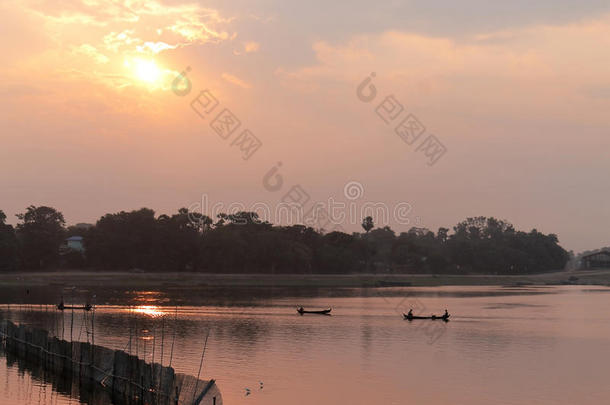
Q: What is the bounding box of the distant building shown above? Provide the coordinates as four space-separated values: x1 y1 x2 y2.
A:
61 236 85 253
581 251 610 269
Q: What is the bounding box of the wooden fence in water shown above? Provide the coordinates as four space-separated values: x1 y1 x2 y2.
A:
0 319 222 405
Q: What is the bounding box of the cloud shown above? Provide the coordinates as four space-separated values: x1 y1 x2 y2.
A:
221 72 252 89
72 44 109 64
7 0 236 92
274 14 610 126
275 13 610 82
244 41 260 53
136 41 178 54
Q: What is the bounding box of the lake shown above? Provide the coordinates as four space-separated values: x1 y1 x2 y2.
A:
1 285 610 404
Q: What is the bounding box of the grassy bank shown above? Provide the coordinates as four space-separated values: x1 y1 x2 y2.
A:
1 269 609 288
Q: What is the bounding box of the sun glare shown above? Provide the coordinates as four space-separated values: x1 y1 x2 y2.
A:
133 305 165 317
125 58 161 84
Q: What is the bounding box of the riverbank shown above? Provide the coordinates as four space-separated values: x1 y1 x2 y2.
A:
1 269 609 288
0 319 222 405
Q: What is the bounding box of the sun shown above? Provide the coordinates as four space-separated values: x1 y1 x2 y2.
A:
134 59 160 82
125 58 161 83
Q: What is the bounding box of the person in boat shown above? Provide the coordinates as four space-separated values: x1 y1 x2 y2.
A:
407 309 413 317
298 307 304 312
57 297 65 310
443 309 449 318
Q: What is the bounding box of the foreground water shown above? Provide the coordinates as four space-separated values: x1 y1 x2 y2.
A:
1 285 610 404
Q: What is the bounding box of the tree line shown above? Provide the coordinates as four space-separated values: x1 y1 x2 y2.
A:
0 206 569 274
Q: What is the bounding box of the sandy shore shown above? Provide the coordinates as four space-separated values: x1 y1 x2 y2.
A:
0 269 609 288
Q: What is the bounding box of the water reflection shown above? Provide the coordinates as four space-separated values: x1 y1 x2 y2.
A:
2 286 610 405
0 284 566 308
131 305 165 318
0 346 115 405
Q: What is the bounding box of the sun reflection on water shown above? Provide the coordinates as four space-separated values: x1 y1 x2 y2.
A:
132 305 165 318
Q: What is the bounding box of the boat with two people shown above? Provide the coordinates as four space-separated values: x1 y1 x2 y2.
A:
403 308 450 322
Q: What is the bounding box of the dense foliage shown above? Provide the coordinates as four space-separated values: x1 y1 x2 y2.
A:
0 206 569 274
16 206 66 270
0 210 19 271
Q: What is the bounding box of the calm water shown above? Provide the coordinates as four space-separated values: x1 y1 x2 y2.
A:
1 285 610 405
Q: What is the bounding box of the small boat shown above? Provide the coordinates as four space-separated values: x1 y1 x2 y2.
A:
403 313 449 321
376 280 412 287
297 307 331 315
57 302 92 311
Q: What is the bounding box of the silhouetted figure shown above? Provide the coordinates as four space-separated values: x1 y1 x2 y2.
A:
407 309 413 317
57 296 64 310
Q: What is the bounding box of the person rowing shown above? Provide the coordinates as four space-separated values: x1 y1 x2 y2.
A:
407 309 413 317
443 309 449 319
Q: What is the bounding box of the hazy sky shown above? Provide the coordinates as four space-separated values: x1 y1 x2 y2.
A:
1 0 609 252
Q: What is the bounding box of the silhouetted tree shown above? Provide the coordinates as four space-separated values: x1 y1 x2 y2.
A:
361 216 374 233
364 226 395 270
85 208 158 270
0 210 19 272
437 227 449 243
7 206 569 274
16 206 65 269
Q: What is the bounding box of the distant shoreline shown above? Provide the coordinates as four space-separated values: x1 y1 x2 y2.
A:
1 269 609 288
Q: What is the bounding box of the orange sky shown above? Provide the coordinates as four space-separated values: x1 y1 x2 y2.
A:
1 0 609 252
